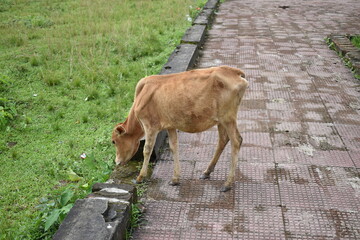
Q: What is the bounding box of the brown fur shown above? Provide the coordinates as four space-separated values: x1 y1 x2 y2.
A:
112 66 248 191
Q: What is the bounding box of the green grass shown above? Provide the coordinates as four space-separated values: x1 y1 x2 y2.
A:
0 0 206 238
351 35 360 49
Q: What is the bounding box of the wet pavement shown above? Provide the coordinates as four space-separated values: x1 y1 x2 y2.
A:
133 0 360 239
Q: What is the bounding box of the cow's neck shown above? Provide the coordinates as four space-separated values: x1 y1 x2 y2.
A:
125 107 144 140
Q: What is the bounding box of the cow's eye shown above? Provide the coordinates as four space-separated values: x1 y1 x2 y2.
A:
112 140 115 144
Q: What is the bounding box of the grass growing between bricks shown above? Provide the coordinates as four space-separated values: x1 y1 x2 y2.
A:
0 0 206 238
326 35 360 80
351 35 360 49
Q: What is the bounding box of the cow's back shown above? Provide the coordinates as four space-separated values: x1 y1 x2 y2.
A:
134 66 248 132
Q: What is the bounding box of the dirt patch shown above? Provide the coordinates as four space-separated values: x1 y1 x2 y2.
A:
110 160 142 184
297 144 315 157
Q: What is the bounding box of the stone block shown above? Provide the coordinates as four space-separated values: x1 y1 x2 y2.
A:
160 44 198 75
346 51 360 61
54 183 135 240
181 24 207 45
193 9 214 25
91 182 136 204
203 0 219 9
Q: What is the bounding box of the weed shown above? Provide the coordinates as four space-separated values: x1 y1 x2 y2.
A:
0 0 13 12
35 188 75 238
56 111 65 119
8 35 25 47
107 83 117 97
350 35 360 49
71 78 82 88
47 105 55 112
52 123 61 131
81 115 89 123
85 86 99 101
43 72 61 86
11 150 19 159
136 181 150 199
23 15 54 28
95 108 106 119
68 140 75 149
326 36 360 80
0 98 17 129
24 115 32 124
0 73 11 91
126 204 142 240
30 55 41 67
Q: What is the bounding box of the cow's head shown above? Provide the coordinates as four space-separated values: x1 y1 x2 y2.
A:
111 123 140 166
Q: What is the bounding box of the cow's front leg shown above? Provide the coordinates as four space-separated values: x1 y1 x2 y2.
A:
136 129 158 183
200 124 229 180
168 129 181 185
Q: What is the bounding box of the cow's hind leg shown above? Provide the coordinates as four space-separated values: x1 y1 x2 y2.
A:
200 124 229 180
168 129 181 185
221 121 242 192
136 128 158 183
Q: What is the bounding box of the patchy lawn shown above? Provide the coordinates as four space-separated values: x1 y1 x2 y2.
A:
0 0 205 238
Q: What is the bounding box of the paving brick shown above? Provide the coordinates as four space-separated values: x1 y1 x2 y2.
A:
194 161 233 181
235 182 281 207
237 163 278 184
349 151 360 168
140 201 189 230
304 122 337 136
133 228 181 240
268 110 299 122
273 133 309 148
279 183 328 209
242 132 272 148
233 206 286 239
271 122 302 133
277 164 359 188
335 124 360 139
238 109 269 121
147 179 235 204
238 120 269 133
283 207 360 239
238 147 274 164
273 147 313 165
184 204 234 239
151 160 195 180
310 150 355 167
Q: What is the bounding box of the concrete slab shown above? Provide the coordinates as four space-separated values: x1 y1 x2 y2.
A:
54 183 134 240
193 9 214 26
53 199 112 240
203 0 219 10
160 44 198 75
181 24 207 45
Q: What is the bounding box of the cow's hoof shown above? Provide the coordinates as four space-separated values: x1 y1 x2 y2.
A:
220 186 231 192
169 180 180 186
131 179 138 184
199 173 210 180
133 178 143 184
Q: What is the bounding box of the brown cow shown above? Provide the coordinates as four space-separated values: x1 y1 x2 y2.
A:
112 66 248 192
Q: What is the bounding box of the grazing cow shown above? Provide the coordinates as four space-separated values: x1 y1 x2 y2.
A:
112 66 248 192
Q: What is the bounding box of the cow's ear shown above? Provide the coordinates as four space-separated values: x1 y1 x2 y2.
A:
116 125 126 135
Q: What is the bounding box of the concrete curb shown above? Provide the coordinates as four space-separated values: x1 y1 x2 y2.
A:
53 1 220 239
328 34 360 76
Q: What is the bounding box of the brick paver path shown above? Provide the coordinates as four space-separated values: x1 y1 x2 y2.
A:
134 0 360 239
